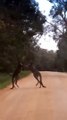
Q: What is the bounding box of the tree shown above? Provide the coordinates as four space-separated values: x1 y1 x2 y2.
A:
34 47 56 71
0 0 46 73
48 0 67 71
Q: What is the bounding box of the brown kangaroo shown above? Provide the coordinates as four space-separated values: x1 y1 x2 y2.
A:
11 62 23 89
11 62 46 89
28 63 46 88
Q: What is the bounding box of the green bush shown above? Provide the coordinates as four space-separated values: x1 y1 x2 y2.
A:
0 71 30 89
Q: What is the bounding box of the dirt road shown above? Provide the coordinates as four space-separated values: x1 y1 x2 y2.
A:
0 72 67 120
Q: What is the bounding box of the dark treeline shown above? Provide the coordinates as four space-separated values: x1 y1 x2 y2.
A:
48 0 67 72
0 0 67 73
33 47 67 72
0 0 46 73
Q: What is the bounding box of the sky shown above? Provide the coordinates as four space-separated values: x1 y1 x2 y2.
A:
38 35 58 51
35 0 58 51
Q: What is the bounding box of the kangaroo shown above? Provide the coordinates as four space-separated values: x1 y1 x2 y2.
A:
29 63 46 88
11 62 23 89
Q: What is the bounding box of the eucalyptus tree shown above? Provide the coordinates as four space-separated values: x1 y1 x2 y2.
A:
48 0 67 71
0 0 46 73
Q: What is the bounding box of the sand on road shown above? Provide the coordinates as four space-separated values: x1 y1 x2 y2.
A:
0 72 67 120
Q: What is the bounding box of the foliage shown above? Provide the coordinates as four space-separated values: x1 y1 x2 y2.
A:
34 47 56 71
48 0 67 71
0 71 30 89
0 0 46 73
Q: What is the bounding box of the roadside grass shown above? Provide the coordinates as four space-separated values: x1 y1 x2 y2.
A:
0 71 30 89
